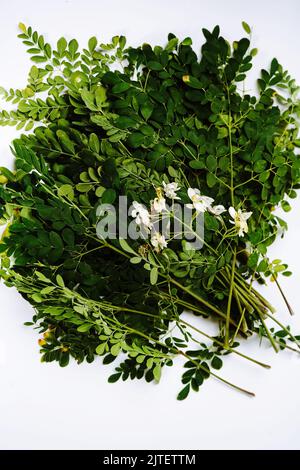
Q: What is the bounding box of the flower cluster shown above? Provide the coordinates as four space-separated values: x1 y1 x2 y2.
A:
131 182 252 251
130 182 181 251
186 188 225 215
228 207 252 237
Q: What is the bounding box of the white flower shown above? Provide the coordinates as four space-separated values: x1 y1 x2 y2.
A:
151 187 166 214
162 181 180 200
228 206 252 237
151 232 168 252
209 204 226 216
152 197 166 213
186 188 214 213
131 201 152 229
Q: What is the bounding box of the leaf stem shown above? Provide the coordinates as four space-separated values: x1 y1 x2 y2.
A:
179 350 255 397
179 318 271 369
225 248 237 347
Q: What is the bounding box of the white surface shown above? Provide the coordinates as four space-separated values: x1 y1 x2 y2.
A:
1 0 300 450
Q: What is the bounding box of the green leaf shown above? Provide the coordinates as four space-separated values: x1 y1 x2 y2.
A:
69 39 79 57
95 186 106 198
141 103 154 121
95 86 107 107
217 127 228 139
40 286 56 295
81 89 97 111
182 75 203 89
115 116 137 129
127 132 144 147
150 267 158 285
111 343 121 356
119 36 126 49
257 259 269 272
248 252 259 269
35 271 51 283
148 61 163 71
57 184 74 200
146 357 154 369
206 155 217 172
130 256 142 264
59 352 69 367
177 384 190 400
0 244 7 254
108 373 122 383
88 36 97 52
57 37 67 55
77 323 93 333
31 56 47 63
281 200 291 212
62 228 75 247
168 166 178 178
96 343 106 355
206 173 217 188
18 101 31 113
270 58 279 75
102 188 116 204
181 37 192 46
56 130 75 154
153 364 162 382
242 21 251 34
112 82 130 93
136 355 145 364
119 238 137 255
18 22 27 33
32 293 43 303
50 232 63 251
189 160 205 170
166 37 178 51
76 183 93 193
56 274 65 287
211 356 223 370
89 133 100 153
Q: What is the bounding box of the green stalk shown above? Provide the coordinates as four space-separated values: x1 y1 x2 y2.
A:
274 277 294 316
233 281 267 314
258 314 279 353
231 305 247 344
179 319 271 369
225 248 236 347
234 272 276 313
264 311 300 348
179 351 255 397
166 275 237 326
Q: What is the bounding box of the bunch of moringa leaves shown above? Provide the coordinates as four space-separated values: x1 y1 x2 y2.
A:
0 22 300 399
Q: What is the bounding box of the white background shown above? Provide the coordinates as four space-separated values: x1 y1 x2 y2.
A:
0 0 300 450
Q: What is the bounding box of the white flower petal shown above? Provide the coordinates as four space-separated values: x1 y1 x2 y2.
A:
209 204 226 216
151 232 167 251
194 202 207 213
152 197 166 213
163 181 181 200
243 211 253 220
188 187 199 199
202 196 214 206
228 206 236 219
229 206 252 237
